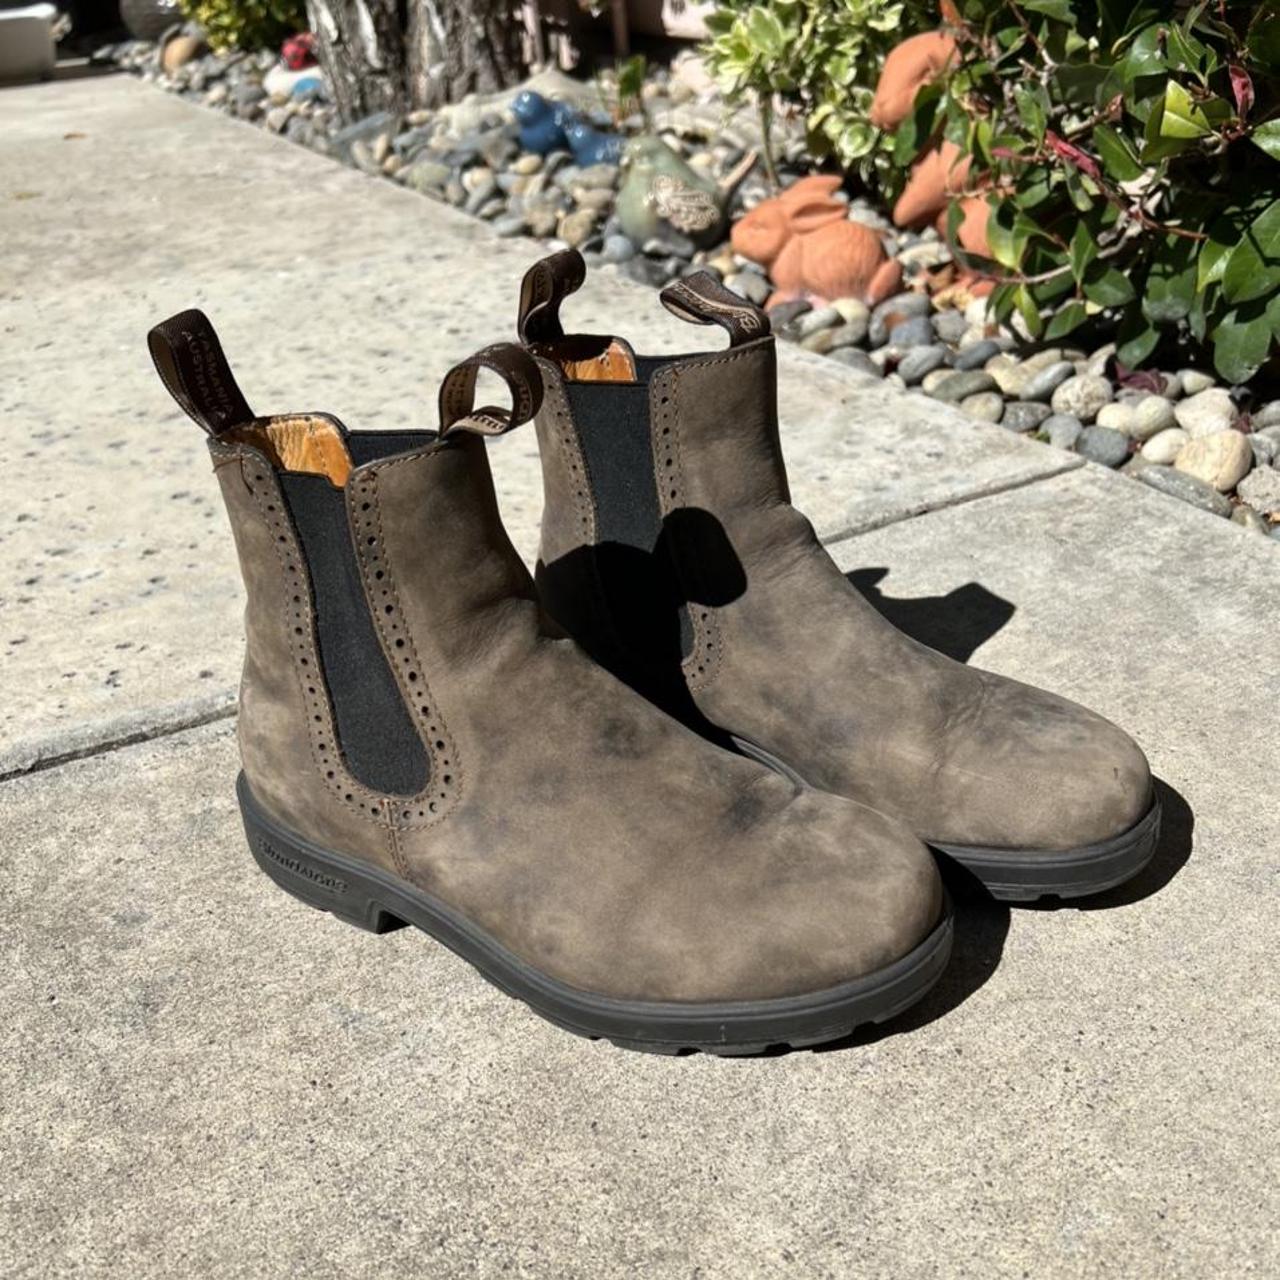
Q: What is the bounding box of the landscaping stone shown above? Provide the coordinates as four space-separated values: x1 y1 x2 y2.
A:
962 391 1004 423
1141 427 1190 465
724 269 768 304
1002 401 1052 433
1095 401 1136 435
769 299 811 329
932 310 969 344
1077 425 1129 468
1252 402 1280 429
557 208 597 247
985 355 1029 398
601 233 637 263
1174 430 1253 492
1179 369 1217 396
831 296 871 329
1128 394 1177 440
1051 373 1112 423
1175 387 1237 437
888 315 935 348
796 305 841 338
1237 466 1280 517
1136 466 1232 517
929 369 997 402
1022 360 1076 402
824 323 865 351
1249 433 1277 467
952 337 1002 370
897 345 947 386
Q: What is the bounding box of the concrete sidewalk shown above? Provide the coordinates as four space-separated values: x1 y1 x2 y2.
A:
3 74 1277 1277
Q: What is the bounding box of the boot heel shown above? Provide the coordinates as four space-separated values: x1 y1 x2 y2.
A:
238 779 404 934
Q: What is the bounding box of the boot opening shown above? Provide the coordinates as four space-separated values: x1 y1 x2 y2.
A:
534 335 639 384
225 414 354 487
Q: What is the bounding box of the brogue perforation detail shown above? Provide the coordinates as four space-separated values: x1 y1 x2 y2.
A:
651 367 724 692
348 453 464 832
540 369 596 542
228 443 449 847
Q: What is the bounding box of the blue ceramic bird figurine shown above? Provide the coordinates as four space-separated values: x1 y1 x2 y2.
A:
511 91 569 155
511 90 623 166
563 118 623 166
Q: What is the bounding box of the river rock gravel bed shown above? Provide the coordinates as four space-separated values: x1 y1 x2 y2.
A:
94 37 1279 543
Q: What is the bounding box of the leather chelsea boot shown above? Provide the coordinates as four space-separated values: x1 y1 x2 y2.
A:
148 310 951 1052
517 250 1161 901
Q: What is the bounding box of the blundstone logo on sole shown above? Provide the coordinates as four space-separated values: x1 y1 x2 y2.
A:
258 839 348 895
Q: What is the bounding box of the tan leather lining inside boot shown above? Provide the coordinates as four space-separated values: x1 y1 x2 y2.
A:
537 336 639 384
226 415 353 486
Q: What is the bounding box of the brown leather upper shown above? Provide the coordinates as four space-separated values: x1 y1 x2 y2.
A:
523 260 1153 853
161 315 943 1003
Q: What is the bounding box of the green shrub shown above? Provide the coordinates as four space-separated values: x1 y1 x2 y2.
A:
180 0 307 53
887 1 1280 382
703 0 933 184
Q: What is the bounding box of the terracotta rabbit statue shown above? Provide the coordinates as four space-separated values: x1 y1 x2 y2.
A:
730 175 903 309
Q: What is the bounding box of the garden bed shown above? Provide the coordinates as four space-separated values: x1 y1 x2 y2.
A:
94 33 1280 543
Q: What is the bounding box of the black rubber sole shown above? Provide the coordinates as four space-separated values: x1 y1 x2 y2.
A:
932 794 1163 901
237 774 953 1055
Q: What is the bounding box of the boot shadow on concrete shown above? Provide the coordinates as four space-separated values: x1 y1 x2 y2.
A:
845 567 1016 663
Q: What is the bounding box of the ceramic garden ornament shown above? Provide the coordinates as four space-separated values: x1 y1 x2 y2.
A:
510 91 623 167
731 175 902 309
616 136 757 248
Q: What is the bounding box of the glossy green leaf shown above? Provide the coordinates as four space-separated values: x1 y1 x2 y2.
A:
1084 264 1137 306
1015 285 1044 338
1045 300 1088 339
1222 200 1280 305
1117 311 1161 367
1161 81 1211 137
1069 221 1098 282
1092 124 1144 182
1021 0 1072 21
1251 121 1280 161
1014 84 1049 143
1213 306 1275 383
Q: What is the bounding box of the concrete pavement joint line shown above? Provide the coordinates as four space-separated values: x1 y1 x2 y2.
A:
0 697 235 786
2 458 1087 784
0 460 1085 785
821 454 1087 546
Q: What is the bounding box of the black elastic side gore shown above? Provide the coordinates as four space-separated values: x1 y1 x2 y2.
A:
280 473 429 797
566 383 661 552
564 381 697 663
346 430 437 466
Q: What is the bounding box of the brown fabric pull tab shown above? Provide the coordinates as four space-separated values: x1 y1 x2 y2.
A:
659 272 771 346
518 248 586 344
146 309 255 435
438 343 544 439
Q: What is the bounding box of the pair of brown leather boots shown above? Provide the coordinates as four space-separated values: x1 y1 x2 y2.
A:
149 249 1159 1054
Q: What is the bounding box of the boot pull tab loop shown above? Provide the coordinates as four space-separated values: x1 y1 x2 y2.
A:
438 343 544 439
517 248 586 343
659 272 771 347
146 309 255 435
